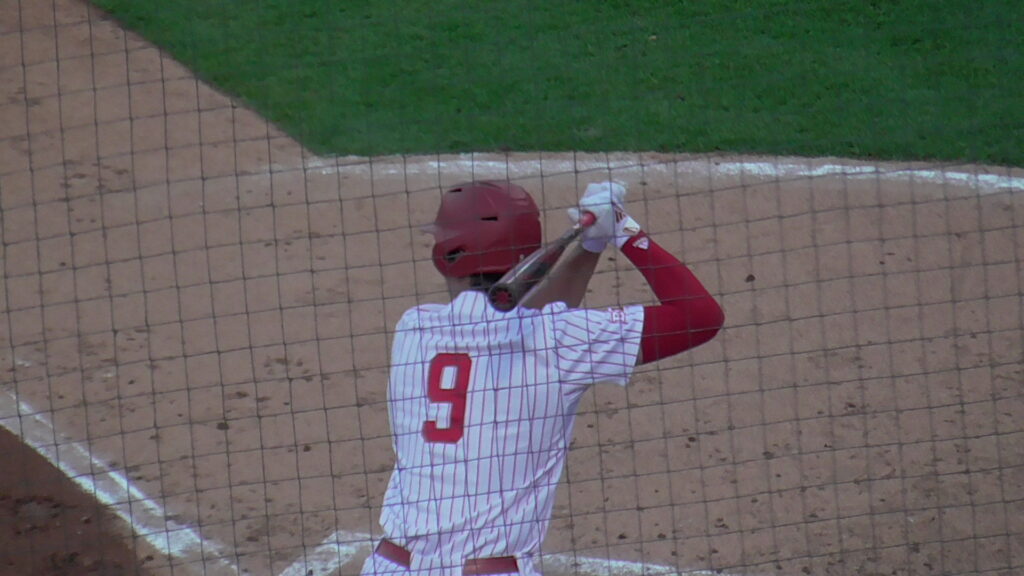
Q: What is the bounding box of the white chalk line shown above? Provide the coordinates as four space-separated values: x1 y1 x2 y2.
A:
291 155 1023 195
0 389 239 575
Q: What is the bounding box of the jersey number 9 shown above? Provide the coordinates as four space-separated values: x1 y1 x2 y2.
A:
422 353 471 443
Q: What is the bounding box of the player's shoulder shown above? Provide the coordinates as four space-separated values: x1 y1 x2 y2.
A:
540 300 612 318
396 302 447 330
546 303 643 328
541 301 570 313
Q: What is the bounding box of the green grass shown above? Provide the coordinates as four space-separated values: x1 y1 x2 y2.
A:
95 0 1023 165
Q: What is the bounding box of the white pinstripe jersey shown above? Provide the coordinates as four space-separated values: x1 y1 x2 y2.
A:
376 289 644 572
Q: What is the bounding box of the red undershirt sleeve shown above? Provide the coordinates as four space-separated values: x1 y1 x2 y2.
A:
619 232 725 364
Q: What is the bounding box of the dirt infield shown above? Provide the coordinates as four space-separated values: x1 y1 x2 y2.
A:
1 1 1022 576
0 426 155 576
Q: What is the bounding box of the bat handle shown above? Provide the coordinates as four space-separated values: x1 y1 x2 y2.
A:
486 212 597 313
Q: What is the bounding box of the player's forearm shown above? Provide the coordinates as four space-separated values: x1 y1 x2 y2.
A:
519 243 600 309
620 231 724 363
621 231 714 304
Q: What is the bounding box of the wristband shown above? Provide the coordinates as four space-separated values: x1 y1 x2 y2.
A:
615 214 642 249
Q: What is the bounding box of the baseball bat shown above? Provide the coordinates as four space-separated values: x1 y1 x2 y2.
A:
487 211 596 312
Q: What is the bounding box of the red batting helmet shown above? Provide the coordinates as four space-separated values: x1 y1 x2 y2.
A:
430 180 542 278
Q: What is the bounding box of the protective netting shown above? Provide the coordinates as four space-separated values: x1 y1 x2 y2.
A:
1 1 1022 576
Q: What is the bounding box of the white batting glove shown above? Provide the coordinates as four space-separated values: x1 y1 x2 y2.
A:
567 181 641 252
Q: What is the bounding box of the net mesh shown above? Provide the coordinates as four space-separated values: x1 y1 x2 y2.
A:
0 1 1021 575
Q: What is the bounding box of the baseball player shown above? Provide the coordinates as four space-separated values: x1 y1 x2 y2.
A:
362 180 724 576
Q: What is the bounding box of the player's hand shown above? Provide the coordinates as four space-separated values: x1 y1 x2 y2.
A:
567 181 640 252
